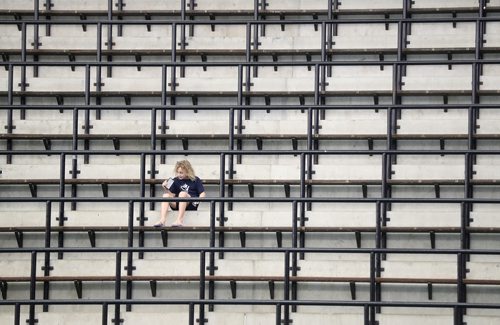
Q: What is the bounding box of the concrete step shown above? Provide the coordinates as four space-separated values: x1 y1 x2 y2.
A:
306 211 376 227
333 34 397 50
401 76 472 91
1 163 71 179
326 77 392 91
392 164 464 179
387 211 460 227
251 77 315 92
186 36 246 50
382 260 457 278
376 313 453 325
397 119 468 134
470 212 500 227
319 121 386 135
407 33 475 49
339 0 401 10
476 119 500 133
313 164 381 179
298 258 370 277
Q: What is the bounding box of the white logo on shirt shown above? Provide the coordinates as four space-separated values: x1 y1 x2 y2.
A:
181 184 190 192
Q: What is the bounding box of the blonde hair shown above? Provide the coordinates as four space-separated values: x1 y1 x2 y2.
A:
174 160 196 181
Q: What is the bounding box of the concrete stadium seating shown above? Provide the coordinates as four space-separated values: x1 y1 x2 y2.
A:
1 1 500 325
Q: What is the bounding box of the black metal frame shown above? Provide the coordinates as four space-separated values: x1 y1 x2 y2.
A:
2 149 500 325
2 3 500 325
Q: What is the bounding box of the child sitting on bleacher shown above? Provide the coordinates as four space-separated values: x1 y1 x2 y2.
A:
154 160 206 227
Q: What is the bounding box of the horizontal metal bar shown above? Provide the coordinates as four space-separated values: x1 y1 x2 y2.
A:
2 59 500 67
0 104 499 111
1 197 500 204
0 246 499 255
2 16 500 25
1 149 500 155
0 297 499 309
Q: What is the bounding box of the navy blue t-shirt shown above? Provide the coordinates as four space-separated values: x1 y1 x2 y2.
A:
169 177 205 198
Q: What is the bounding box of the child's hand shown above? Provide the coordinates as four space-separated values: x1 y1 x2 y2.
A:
162 178 174 191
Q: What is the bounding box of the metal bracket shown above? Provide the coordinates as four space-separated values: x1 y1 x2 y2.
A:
230 280 237 298
111 138 120 151
56 95 64 106
248 183 254 197
145 14 152 32
88 230 96 247
268 280 275 299
434 184 440 199
124 95 131 106
256 138 263 151
284 184 290 198
74 280 83 299
29 183 37 198
150 280 157 297
430 231 436 249
355 231 362 248
0 281 7 299
135 54 142 71
79 14 87 32
101 184 108 198
15 231 23 248
349 281 356 300
276 232 282 248
161 230 168 247
362 184 368 199
427 282 433 300
182 138 189 151
239 232 246 247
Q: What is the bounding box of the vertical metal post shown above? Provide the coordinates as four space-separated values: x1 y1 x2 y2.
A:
84 64 91 164
95 21 102 117
58 153 66 259
126 201 134 311
369 252 376 324
102 303 108 325
208 201 216 311
6 64 14 164
218 154 226 259
199 250 206 325
42 201 52 312
252 0 260 77
20 23 27 120
33 0 40 78
44 0 52 36
275 303 282 325
97 22 102 60
364 304 370 325
150 108 157 211
180 0 187 77
113 251 122 325
160 64 167 164
116 0 124 36
28 251 37 325
299 153 306 260
236 64 244 167
375 201 382 313
170 24 178 116
283 251 290 325
106 0 113 77
189 302 195 325
71 108 79 211
291 200 298 311
456 253 465 324
14 303 21 325
138 154 146 259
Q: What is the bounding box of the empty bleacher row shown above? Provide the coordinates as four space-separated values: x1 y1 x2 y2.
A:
2 0 500 325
